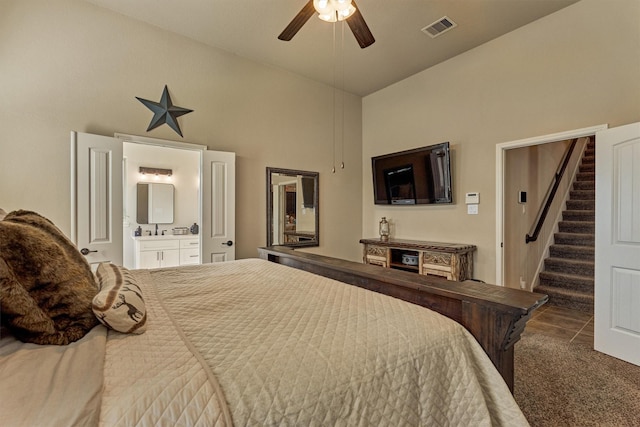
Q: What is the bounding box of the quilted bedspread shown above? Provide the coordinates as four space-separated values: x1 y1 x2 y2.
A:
101 259 529 426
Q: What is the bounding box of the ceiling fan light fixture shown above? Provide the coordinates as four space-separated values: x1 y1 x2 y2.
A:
338 5 356 20
278 0 374 49
318 12 336 23
314 0 356 23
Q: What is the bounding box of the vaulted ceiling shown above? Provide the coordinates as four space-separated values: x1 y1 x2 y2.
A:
84 0 580 96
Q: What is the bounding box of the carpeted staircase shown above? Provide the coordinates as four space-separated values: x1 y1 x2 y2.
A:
536 139 595 313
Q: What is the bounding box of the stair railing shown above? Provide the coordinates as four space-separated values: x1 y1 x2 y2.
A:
525 138 578 244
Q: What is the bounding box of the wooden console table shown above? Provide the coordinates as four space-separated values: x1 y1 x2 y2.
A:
258 246 548 393
360 238 476 281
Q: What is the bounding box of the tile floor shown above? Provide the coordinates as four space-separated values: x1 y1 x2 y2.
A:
524 304 594 346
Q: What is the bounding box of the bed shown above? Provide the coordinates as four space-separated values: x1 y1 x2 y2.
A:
0 210 534 426
258 246 548 393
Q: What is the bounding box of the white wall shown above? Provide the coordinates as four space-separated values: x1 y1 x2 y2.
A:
362 0 640 284
0 0 363 262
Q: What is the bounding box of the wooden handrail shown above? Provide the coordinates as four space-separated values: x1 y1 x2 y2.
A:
525 138 579 244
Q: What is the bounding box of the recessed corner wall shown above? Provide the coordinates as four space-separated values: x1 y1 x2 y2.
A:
362 0 640 284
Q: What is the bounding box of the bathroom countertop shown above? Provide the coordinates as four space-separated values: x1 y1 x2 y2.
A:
132 234 198 240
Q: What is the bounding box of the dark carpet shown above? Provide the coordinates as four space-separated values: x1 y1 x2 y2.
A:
514 331 640 426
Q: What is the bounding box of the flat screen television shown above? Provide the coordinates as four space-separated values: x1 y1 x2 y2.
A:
372 142 452 205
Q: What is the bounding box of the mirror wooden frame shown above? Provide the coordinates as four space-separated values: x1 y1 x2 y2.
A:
266 167 319 248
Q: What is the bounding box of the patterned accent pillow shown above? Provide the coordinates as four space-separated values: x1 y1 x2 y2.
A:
93 263 147 334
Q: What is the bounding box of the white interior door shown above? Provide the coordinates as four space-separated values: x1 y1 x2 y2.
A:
71 131 123 268
594 122 640 366
202 150 235 262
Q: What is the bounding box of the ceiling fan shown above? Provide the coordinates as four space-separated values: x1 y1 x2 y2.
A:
278 0 375 49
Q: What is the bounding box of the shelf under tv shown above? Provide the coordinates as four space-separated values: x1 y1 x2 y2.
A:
360 238 476 282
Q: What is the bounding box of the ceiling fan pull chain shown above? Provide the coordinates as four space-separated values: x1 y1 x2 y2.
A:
341 20 346 170
332 21 337 174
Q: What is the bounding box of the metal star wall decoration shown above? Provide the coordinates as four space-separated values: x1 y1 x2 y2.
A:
136 85 193 137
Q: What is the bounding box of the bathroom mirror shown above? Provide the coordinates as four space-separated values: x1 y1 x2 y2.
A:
137 182 174 224
266 167 319 247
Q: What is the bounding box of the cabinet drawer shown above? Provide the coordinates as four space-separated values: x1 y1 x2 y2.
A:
139 239 179 251
180 238 199 249
180 248 200 265
422 251 452 266
366 245 388 258
366 255 388 268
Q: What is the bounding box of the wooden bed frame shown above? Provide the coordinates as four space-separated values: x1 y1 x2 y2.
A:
258 246 548 392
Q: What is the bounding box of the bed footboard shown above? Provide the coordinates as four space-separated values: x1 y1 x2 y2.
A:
258 246 547 393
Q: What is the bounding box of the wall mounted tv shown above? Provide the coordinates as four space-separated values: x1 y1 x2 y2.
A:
372 142 452 205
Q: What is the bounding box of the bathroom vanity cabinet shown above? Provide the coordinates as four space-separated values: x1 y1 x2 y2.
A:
133 235 200 269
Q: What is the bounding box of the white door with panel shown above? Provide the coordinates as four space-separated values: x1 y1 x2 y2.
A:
202 150 236 262
71 131 123 268
595 122 640 366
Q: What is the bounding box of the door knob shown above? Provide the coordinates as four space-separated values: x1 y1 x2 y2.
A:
80 248 98 255
223 240 233 247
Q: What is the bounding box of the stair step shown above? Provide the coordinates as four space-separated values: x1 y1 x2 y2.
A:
539 271 594 293
579 163 595 173
554 232 595 246
544 257 594 276
558 220 595 234
549 244 594 261
566 199 595 210
535 284 594 313
562 210 595 221
573 180 595 191
576 172 595 181
569 190 595 200
533 137 596 315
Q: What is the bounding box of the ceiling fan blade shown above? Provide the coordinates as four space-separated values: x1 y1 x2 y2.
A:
346 0 375 48
278 1 316 41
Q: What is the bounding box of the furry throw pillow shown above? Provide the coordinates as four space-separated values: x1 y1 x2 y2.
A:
0 210 99 345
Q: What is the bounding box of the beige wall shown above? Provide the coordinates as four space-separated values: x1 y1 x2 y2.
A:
362 0 640 284
0 0 363 261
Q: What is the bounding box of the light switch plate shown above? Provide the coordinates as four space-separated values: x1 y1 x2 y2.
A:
467 204 479 215
465 192 480 204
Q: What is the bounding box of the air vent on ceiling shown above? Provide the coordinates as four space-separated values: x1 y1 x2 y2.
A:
421 16 457 38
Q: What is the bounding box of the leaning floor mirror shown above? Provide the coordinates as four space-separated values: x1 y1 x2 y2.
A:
266 167 319 247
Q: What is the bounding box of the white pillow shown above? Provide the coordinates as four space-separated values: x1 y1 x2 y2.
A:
92 263 147 334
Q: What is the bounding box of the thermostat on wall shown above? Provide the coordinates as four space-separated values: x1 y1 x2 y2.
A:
465 192 479 204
